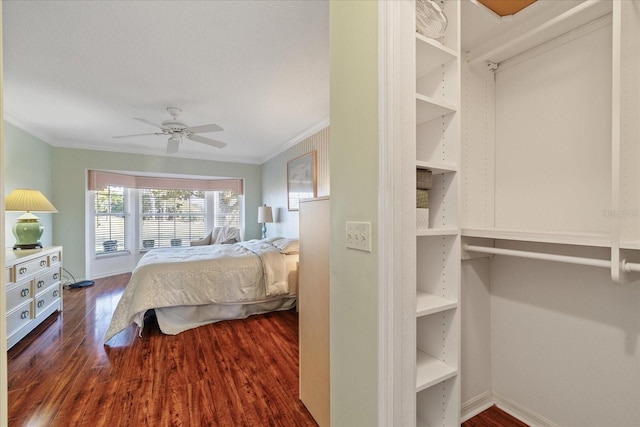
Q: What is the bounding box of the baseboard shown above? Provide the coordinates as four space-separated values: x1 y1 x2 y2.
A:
461 390 495 422
493 391 560 427
89 268 132 280
462 390 560 427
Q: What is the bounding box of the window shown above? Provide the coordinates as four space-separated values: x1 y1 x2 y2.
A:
213 190 240 228
91 174 242 257
140 189 206 248
95 186 127 254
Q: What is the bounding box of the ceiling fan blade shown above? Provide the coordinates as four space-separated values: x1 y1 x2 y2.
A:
112 132 163 139
134 117 167 130
186 123 223 134
188 133 227 148
166 139 180 154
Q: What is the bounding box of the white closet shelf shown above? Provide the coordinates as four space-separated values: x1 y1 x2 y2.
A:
416 33 457 79
417 228 458 237
621 239 640 250
416 160 457 174
461 227 611 248
416 350 457 392
416 292 457 317
416 94 457 124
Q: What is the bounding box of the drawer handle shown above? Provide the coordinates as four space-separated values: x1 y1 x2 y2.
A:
52 256 58 262
20 288 29 297
37 280 45 288
53 273 59 280
40 260 47 267
53 290 59 298
21 310 29 319
37 300 45 308
19 267 27 274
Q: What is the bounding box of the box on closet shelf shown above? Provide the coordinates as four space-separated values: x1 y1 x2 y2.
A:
417 189 429 208
417 168 432 190
417 208 429 230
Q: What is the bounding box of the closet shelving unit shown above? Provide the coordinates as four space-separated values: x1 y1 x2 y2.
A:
460 0 640 284
412 1 461 425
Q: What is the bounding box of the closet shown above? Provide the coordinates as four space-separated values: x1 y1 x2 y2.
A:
407 1 462 425
402 1 640 426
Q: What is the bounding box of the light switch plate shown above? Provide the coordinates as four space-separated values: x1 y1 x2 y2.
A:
346 221 372 252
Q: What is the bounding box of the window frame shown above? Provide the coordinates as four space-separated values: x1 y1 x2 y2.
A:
92 185 131 257
138 189 208 250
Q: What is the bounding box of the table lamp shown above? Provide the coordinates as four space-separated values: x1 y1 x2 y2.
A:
5 188 58 250
258 205 273 239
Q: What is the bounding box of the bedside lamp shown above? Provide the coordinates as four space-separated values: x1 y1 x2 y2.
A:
258 205 273 239
5 188 58 250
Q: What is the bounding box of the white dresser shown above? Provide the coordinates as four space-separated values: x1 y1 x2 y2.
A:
5 246 63 350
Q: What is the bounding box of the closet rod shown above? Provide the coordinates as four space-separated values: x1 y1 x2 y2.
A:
624 262 640 274
463 244 611 269
469 0 605 65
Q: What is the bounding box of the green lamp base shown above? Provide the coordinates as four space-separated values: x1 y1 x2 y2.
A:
12 213 45 250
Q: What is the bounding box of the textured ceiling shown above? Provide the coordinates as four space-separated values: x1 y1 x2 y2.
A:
3 1 329 164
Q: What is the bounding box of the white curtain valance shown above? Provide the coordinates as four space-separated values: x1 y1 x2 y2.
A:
87 170 244 195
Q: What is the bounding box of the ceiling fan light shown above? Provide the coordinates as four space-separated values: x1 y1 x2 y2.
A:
167 138 180 154
168 134 181 143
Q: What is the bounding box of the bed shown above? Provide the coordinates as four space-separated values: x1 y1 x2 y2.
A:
103 237 299 343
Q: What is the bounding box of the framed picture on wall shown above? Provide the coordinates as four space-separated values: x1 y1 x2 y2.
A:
287 151 317 211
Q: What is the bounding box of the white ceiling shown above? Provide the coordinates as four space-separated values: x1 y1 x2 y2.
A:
4 1 613 166
3 0 329 165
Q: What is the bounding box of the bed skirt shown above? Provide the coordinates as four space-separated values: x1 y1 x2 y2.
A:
153 296 297 335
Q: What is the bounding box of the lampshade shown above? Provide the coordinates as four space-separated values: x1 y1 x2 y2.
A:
5 188 58 213
258 205 273 239
257 205 273 224
5 189 58 250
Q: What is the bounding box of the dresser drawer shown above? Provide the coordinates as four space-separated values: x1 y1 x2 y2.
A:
7 301 33 337
34 267 62 293
12 255 49 282
49 250 62 265
6 281 33 312
5 268 11 285
34 284 61 317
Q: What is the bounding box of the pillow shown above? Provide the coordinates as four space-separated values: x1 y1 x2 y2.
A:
271 238 299 255
190 232 212 246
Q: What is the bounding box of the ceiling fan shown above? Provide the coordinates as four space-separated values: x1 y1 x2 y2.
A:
113 107 227 153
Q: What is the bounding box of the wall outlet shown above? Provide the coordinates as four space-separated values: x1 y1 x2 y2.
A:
346 221 372 252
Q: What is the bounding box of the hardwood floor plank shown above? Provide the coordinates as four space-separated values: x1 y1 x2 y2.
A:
8 272 523 426
8 273 317 426
463 405 530 427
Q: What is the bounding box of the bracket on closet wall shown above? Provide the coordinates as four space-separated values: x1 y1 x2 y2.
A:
461 237 495 261
611 249 640 284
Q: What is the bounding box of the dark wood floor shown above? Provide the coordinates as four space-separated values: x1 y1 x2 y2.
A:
8 273 316 426
462 406 529 427
8 273 527 426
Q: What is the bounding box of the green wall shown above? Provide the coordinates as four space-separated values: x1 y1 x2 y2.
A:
51 147 262 280
3 122 55 249
329 1 379 425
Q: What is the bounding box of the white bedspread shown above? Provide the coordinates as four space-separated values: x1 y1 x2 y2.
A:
104 240 290 343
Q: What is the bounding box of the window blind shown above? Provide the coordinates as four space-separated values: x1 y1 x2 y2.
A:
140 189 206 248
95 186 127 254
